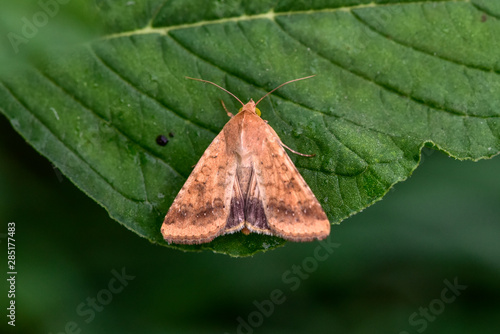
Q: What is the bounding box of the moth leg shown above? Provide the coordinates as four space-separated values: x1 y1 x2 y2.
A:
220 100 235 118
280 141 315 157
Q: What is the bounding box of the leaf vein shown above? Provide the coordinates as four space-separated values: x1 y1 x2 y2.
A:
470 1 500 20
88 43 218 135
34 65 184 184
0 79 146 204
351 4 497 74
274 15 498 119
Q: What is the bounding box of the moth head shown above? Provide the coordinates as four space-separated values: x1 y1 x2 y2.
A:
238 99 261 117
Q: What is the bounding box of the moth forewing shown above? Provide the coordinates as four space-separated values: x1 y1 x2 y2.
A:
161 129 237 244
245 115 330 241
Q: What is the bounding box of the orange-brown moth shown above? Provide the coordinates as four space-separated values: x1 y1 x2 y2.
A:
161 76 330 244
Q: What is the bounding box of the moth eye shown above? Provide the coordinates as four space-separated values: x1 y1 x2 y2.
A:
255 107 261 117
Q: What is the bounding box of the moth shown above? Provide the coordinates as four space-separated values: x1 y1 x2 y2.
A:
161 76 330 244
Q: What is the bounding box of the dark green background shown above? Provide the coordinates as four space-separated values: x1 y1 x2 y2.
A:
1 0 500 332
1 109 499 333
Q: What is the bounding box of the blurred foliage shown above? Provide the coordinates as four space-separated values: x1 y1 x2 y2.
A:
1 0 500 255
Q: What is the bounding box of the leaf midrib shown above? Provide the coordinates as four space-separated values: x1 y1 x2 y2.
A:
99 1 469 41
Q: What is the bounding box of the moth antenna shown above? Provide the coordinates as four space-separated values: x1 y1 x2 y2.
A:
186 77 245 106
255 75 316 106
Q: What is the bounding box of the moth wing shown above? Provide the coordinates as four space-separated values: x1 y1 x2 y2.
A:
251 126 330 241
161 130 240 244
244 169 273 235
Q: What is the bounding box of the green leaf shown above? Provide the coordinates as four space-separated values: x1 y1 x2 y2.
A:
0 0 499 256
